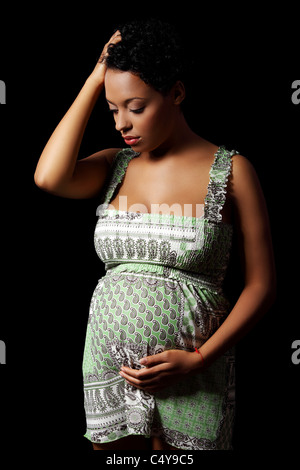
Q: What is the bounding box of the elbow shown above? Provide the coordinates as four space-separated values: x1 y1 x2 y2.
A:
34 169 61 194
34 171 51 192
34 170 45 189
246 261 277 312
252 278 277 313
241 276 277 317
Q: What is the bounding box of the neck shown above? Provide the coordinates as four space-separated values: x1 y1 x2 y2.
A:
145 113 202 160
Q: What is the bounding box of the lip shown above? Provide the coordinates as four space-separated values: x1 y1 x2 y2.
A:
123 135 141 146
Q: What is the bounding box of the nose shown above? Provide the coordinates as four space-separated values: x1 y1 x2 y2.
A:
114 110 132 133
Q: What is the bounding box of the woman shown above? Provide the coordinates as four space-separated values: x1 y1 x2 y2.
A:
34 19 276 450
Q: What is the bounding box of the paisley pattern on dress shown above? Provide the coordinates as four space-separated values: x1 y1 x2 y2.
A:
82 146 238 449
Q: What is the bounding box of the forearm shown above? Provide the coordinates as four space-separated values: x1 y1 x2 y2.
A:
34 76 103 190
190 282 275 372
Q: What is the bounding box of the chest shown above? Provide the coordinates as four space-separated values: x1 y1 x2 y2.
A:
108 157 217 218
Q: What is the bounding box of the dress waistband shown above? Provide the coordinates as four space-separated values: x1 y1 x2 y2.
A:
104 262 223 294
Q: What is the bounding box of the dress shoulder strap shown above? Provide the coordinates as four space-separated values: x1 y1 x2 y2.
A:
204 146 239 223
97 148 139 215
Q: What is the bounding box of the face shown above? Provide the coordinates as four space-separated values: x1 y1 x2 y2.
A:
104 69 181 154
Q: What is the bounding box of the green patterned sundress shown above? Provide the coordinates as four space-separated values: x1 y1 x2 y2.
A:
82 146 237 450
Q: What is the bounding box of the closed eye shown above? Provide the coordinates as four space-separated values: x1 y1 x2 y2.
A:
108 106 145 115
130 107 145 114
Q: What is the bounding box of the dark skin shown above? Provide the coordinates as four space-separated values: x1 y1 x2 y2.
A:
107 137 231 221
103 69 275 393
35 31 276 450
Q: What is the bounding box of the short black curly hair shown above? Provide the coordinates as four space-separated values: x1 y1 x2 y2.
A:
105 19 185 95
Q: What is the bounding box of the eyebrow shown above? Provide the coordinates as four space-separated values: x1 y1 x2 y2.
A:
106 97 145 106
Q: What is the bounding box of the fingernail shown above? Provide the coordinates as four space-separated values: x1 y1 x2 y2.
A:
139 358 147 365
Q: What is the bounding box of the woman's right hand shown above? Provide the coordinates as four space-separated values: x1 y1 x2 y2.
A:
89 30 122 85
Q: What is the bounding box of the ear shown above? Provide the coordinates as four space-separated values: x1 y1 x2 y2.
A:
172 80 185 105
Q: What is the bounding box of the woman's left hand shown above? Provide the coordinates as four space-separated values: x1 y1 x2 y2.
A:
119 349 203 393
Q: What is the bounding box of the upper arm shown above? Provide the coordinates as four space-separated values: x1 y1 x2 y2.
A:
38 148 121 199
230 154 276 290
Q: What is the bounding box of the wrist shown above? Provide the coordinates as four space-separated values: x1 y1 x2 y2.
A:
188 348 205 374
85 73 105 93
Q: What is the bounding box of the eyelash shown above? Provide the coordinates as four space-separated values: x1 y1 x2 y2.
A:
109 107 145 115
131 107 145 114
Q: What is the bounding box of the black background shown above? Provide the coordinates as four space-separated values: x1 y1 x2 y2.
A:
0 3 299 462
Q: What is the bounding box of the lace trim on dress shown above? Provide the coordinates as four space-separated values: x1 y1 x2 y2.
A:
204 146 238 223
101 148 140 213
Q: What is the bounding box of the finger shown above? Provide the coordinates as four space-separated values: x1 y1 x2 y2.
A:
121 363 170 380
119 369 156 388
109 30 122 44
120 364 170 382
139 351 171 367
119 366 155 380
98 31 121 63
120 369 173 394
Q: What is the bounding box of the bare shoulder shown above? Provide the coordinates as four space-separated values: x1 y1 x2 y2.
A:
230 154 262 198
104 148 123 166
231 153 256 175
229 153 269 229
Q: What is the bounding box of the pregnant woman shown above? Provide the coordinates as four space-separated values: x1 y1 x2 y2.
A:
34 19 276 450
